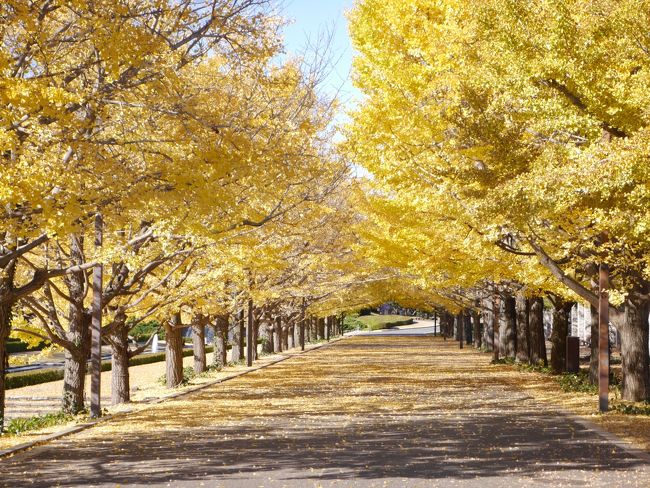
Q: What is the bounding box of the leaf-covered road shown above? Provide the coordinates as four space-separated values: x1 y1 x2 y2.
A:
2 336 650 487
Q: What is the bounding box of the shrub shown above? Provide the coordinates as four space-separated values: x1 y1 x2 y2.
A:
4 411 74 436
129 320 162 342
6 368 65 389
556 370 599 394
6 339 48 353
611 402 650 416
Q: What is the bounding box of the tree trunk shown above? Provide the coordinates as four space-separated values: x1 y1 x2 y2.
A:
493 295 500 361
107 327 130 405
299 319 305 350
550 299 573 374
282 326 289 350
287 325 296 349
212 314 228 369
464 312 472 345
231 311 243 362
192 316 206 374
62 236 91 414
165 314 184 388
62 347 88 414
529 297 547 366
273 317 282 352
263 322 274 354
498 297 507 357
472 309 482 349
589 304 599 385
238 309 245 363
515 292 530 363
62 311 91 415
616 293 650 402
252 314 260 360
504 294 517 358
0 299 13 432
483 299 493 352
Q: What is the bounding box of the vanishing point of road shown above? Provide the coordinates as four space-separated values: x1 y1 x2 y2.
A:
2 321 650 487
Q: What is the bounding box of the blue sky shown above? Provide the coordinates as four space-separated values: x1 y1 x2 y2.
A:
280 0 360 107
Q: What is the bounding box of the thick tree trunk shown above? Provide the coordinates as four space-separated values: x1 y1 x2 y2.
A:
550 299 573 374
107 327 130 405
515 292 530 363
282 326 289 350
192 317 206 374
504 294 517 358
273 317 282 352
165 314 184 388
62 312 91 415
472 309 482 349
287 325 296 349
263 323 274 354
616 293 650 402
589 304 599 385
318 318 325 340
231 311 243 362
483 300 493 352
212 315 228 368
62 348 88 414
529 297 547 366
464 312 472 345
62 236 91 414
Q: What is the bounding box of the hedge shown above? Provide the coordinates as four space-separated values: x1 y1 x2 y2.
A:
6 345 216 390
6 339 48 354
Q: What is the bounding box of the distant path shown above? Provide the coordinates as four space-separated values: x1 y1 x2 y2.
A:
346 317 439 336
2 336 649 487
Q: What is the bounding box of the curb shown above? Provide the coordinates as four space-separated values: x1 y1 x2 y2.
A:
566 413 650 463
0 336 345 460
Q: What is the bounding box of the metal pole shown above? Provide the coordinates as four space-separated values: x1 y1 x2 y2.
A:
90 213 103 418
599 264 610 412
246 299 253 367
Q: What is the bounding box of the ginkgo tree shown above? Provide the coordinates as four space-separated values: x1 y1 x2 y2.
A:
346 0 650 400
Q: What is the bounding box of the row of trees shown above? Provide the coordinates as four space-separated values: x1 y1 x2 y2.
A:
0 0 385 432
346 0 650 402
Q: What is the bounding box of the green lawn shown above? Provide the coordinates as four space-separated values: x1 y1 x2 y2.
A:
348 314 414 331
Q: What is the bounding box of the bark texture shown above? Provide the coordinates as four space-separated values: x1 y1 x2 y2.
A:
107 327 130 405
192 316 206 374
212 314 228 368
550 299 573 374
165 313 184 388
617 292 650 402
515 292 530 363
589 304 599 385
529 297 547 367
503 294 517 359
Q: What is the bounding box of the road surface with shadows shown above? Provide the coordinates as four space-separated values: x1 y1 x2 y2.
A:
1 335 649 487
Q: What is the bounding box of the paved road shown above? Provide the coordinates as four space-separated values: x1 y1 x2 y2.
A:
2 335 649 487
